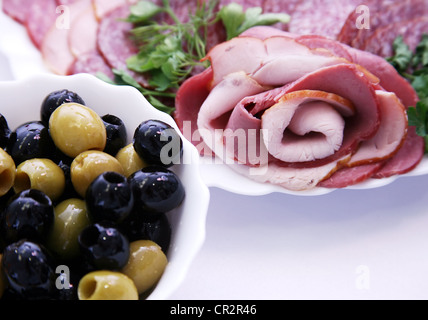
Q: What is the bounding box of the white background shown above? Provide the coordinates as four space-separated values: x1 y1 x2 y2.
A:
1 2 428 300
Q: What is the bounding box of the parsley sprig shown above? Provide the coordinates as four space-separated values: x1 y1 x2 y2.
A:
101 0 289 114
388 34 428 152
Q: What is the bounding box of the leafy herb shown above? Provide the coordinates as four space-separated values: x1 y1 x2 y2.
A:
217 3 290 40
388 34 428 152
103 0 290 113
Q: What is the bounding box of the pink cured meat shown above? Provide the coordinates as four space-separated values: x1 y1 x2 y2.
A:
295 33 424 182
336 0 398 45
25 0 58 49
2 0 31 24
373 127 426 179
68 50 114 78
288 0 362 39
362 16 428 58
97 4 149 87
318 162 384 189
175 26 418 191
351 0 428 49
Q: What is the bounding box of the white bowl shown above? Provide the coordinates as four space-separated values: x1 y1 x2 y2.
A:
0 73 210 300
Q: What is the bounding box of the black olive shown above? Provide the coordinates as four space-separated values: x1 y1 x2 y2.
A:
2 240 56 300
78 221 130 271
85 171 134 224
40 89 85 125
0 113 11 149
120 212 171 254
133 120 183 168
102 114 127 157
0 189 55 245
7 121 55 165
128 166 185 215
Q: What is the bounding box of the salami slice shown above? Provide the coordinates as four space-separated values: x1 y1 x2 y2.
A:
288 0 361 39
336 0 398 45
351 0 428 49
362 16 428 58
97 4 149 87
68 50 114 78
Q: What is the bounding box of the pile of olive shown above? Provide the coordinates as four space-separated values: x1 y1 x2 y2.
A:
0 89 185 300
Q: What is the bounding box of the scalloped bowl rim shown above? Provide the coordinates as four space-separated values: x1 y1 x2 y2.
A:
0 73 210 300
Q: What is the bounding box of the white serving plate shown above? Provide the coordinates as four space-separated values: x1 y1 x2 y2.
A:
0 72 210 300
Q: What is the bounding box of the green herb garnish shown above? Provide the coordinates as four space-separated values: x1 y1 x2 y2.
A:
388 34 428 152
102 0 290 114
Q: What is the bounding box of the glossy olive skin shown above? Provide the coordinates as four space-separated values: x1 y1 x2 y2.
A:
14 158 65 201
0 113 11 149
2 240 56 300
0 189 54 245
102 114 127 157
40 89 85 125
49 103 106 158
47 198 91 261
128 166 185 214
7 121 55 165
78 270 138 300
0 148 16 197
78 222 130 271
70 150 124 198
116 143 147 177
0 254 5 299
121 240 168 295
120 212 171 254
86 171 134 224
133 120 183 167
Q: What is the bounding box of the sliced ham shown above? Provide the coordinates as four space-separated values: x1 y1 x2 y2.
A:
68 6 98 57
25 0 58 49
347 91 407 166
373 127 426 179
205 35 348 88
174 26 421 191
318 162 384 189
41 0 92 75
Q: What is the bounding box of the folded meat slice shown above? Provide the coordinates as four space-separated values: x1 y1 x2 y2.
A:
261 90 355 163
230 153 352 192
41 0 92 75
348 90 407 166
204 35 347 88
197 71 267 161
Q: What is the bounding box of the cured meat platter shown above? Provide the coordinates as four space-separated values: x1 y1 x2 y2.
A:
0 0 427 197
1 0 428 300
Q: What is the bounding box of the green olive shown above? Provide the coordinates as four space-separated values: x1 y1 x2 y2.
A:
0 148 15 196
14 158 65 201
115 143 148 177
49 103 106 158
71 150 124 197
47 198 91 260
78 270 139 300
121 240 168 295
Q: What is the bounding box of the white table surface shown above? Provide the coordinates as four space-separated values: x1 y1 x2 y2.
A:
1 7 428 301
